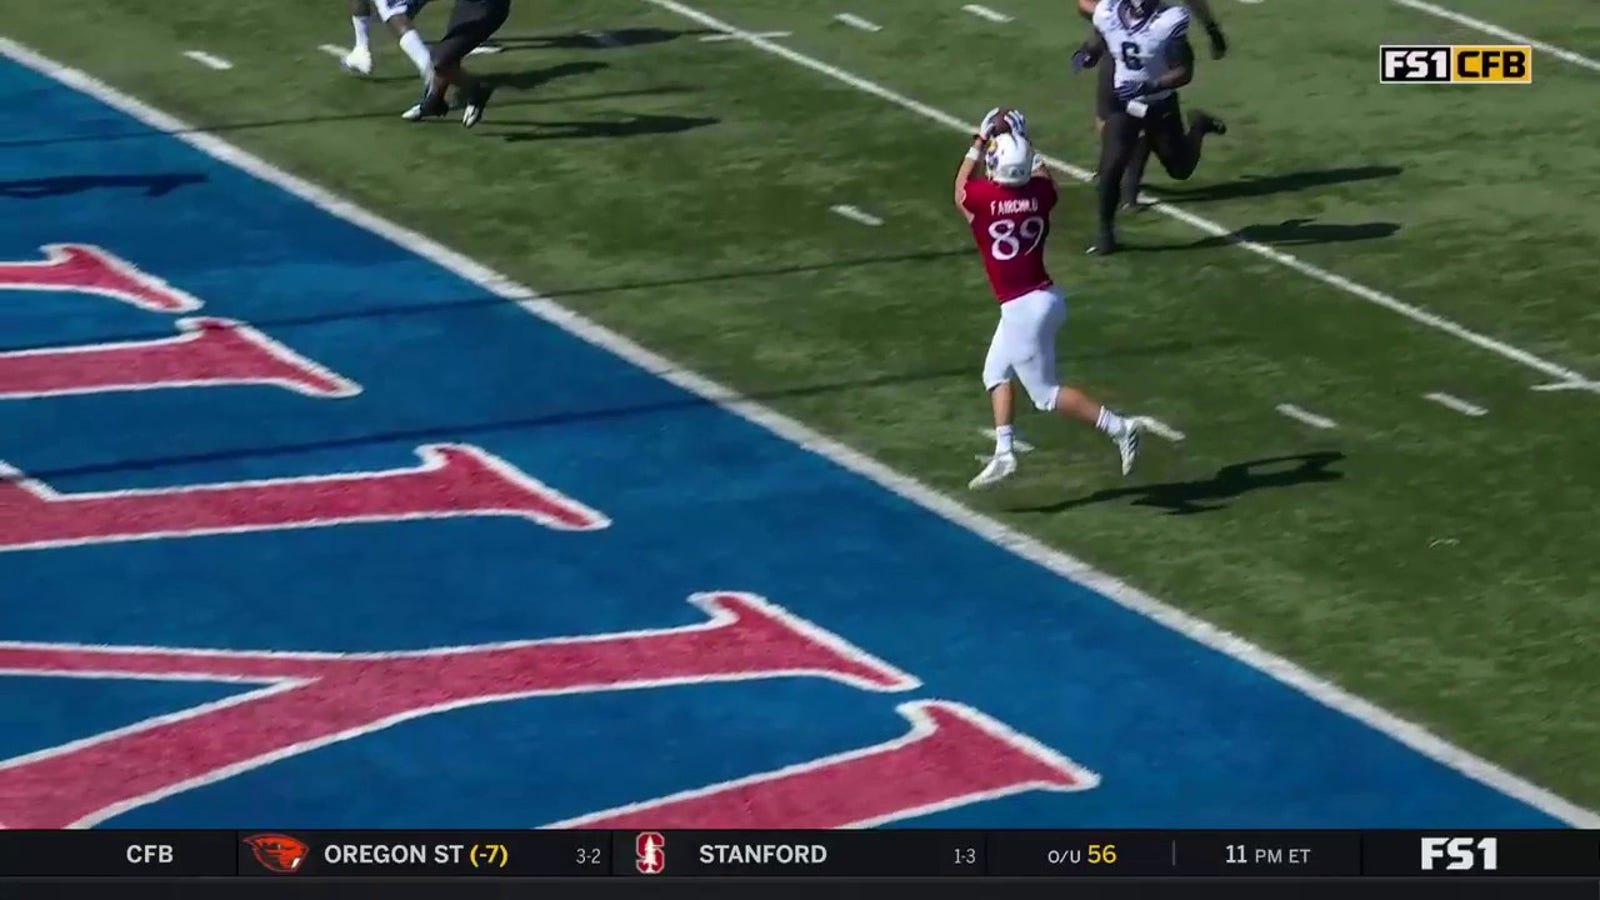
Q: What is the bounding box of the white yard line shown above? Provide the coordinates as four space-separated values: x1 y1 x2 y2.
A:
317 44 347 59
1387 0 1600 75
1424 392 1487 417
182 51 233 71
643 0 1596 396
1532 380 1600 393
702 31 791 42
835 13 883 33
5 32 1594 828
1275 404 1338 430
962 4 1014 24
830 204 883 227
979 428 1033 453
1136 417 1186 442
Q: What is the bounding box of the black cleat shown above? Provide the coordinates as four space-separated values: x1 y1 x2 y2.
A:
1192 110 1228 136
1087 231 1120 256
462 83 497 129
402 88 449 122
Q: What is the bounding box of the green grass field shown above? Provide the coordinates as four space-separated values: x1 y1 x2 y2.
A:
4 0 1596 809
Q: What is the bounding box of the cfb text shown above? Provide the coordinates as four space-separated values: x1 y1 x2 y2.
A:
1380 45 1532 83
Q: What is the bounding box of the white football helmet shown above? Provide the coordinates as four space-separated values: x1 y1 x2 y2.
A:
985 132 1034 186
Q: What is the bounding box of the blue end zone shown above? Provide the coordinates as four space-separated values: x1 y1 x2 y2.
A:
0 53 1568 829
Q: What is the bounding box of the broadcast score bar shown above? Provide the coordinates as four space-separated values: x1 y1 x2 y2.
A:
0 830 1595 878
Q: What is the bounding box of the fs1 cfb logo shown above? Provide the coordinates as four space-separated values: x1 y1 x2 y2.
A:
1420 836 1499 871
636 832 666 875
1381 46 1532 83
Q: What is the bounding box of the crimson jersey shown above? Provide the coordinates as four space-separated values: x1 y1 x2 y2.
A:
961 176 1059 303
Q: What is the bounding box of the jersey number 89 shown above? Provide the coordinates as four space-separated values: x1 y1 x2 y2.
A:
988 217 1046 261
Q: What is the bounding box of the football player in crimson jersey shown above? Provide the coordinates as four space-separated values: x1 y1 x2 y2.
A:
956 110 1141 489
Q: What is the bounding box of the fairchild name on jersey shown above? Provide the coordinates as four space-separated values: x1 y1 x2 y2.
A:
698 843 829 865
990 198 1039 215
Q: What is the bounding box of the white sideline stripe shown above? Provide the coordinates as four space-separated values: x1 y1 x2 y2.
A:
979 428 1033 453
4 34 1592 828
830 204 883 226
582 30 623 47
182 51 233 71
317 44 346 59
1388 0 1600 75
702 31 791 42
468 45 504 56
962 4 1013 24
1532 380 1600 393
643 0 1595 396
835 13 883 32
1276 404 1337 430
1424 392 1487 417
1137 417 1185 442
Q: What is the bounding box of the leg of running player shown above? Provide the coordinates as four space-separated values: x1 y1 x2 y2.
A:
417 0 509 127
343 0 375 75
1147 96 1225 182
1021 292 1141 476
382 8 436 86
971 325 1021 489
1120 133 1153 209
1091 112 1140 255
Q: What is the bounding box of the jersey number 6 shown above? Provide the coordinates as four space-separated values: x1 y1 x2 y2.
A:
1120 41 1143 71
988 217 1046 261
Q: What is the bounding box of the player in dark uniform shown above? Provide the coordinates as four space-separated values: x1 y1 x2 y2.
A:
402 0 511 128
1074 0 1227 255
1075 0 1227 216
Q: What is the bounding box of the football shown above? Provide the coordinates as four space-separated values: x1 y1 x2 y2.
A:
990 108 1018 134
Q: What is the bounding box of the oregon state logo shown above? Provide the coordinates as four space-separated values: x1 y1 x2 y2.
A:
243 833 311 874
636 831 666 874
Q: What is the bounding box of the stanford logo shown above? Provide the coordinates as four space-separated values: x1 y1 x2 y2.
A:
636 832 666 874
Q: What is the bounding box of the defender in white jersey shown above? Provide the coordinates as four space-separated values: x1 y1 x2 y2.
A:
1072 0 1227 209
1079 0 1226 255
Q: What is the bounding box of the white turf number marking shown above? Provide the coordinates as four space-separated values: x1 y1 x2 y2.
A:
988 217 1045 261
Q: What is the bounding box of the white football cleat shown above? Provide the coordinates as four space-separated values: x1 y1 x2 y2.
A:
1116 419 1142 477
969 452 1018 490
341 47 373 76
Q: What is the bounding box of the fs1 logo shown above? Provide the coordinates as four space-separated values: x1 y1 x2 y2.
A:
1381 45 1532 83
1420 837 1499 871
636 832 666 875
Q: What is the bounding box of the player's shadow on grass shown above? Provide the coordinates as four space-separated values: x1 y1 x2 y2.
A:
488 28 717 51
369 59 608 87
0 173 207 199
497 113 719 142
1148 166 1403 203
1016 451 1345 517
0 88 691 149
1142 218 1399 251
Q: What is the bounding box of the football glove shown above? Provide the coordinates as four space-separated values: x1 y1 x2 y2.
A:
1002 109 1028 138
1114 81 1151 102
977 107 1003 140
1071 43 1102 72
